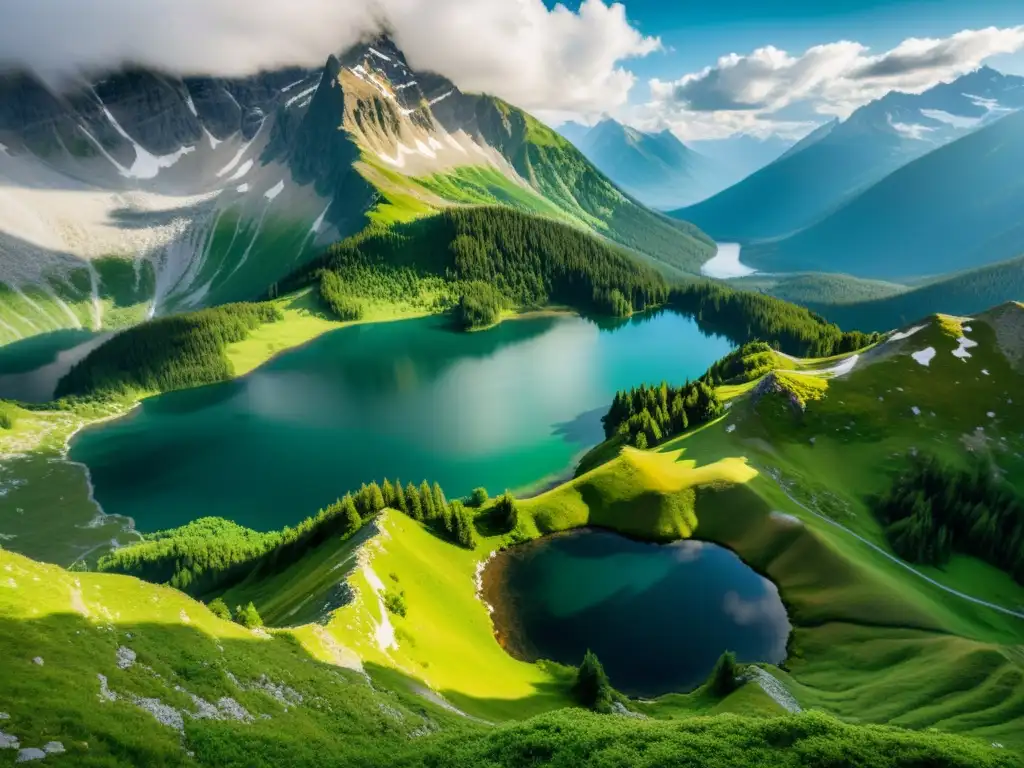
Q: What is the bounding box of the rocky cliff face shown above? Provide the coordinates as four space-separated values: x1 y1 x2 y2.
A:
0 35 713 347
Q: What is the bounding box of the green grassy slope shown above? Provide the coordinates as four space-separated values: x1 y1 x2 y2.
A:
429 92 716 274
2 544 1013 767
0 258 154 347
4 306 1024 764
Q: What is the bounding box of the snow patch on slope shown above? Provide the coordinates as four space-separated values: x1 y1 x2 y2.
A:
100 106 195 179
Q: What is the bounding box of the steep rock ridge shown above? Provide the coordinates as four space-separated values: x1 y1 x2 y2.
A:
0 63 333 340
0 36 715 347
677 66 1024 243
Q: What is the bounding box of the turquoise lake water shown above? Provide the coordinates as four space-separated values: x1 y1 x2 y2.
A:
70 311 733 531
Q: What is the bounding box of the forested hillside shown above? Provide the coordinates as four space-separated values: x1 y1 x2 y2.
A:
55 303 282 398
669 281 879 357
426 90 716 274
808 255 1024 332
292 208 670 323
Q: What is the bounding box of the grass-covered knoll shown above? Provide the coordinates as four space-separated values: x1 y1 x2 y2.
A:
0 548 474 768
54 303 283 399
97 477 466 598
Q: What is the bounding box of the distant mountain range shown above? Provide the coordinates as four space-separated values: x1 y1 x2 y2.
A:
675 66 1024 243
558 119 790 209
0 38 713 347
745 107 1024 279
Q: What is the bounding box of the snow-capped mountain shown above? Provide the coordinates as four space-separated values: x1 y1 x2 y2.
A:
0 38 711 347
677 66 1024 243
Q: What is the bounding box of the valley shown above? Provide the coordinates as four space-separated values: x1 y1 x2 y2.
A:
0 20 1023 768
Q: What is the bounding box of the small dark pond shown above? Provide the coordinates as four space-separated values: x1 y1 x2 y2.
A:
482 529 790 697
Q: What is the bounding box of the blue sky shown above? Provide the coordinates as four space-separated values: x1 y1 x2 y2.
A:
2 0 1020 142
533 0 1024 138
557 0 1024 102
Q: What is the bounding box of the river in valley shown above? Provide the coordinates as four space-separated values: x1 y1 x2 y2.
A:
69 310 733 532
482 529 790 697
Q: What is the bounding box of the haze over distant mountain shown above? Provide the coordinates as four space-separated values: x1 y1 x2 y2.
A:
745 107 1024 280
0 38 712 347
675 66 1024 243
686 134 792 184
560 119 792 210
559 118 727 209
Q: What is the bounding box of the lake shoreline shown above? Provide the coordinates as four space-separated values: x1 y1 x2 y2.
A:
481 527 791 698
71 310 732 536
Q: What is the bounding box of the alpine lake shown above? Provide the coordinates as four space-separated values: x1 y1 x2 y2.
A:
59 309 789 693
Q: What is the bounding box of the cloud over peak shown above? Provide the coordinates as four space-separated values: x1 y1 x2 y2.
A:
0 0 658 117
642 25 1024 140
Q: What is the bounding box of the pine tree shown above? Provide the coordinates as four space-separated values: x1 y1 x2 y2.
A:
432 482 448 517
342 496 361 533
207 597 231 620
494 492 519 533
234 601 263 629
573 649 613 713
368 481 385 514
394 480 408 513
420 480 436 520
406 482 423 520
709 651 740 696
382 478 395 508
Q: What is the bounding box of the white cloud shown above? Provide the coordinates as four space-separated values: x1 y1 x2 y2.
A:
643 25 1024 140
0 0 658 117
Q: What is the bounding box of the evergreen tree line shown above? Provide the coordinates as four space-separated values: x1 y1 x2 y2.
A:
55 303 283 398
455 281 505 330
319 270 364 320
603 380 723 449
287 209 879 354
670 281 880 358
98 477 472 598
287 207 670 322
872 454 1024 583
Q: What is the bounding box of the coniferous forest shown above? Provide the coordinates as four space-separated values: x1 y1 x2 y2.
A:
55 303 282 398
289 208 879 353
603 380 723 448
98 478 473 597
290 207 670 323
873 455 1024 583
